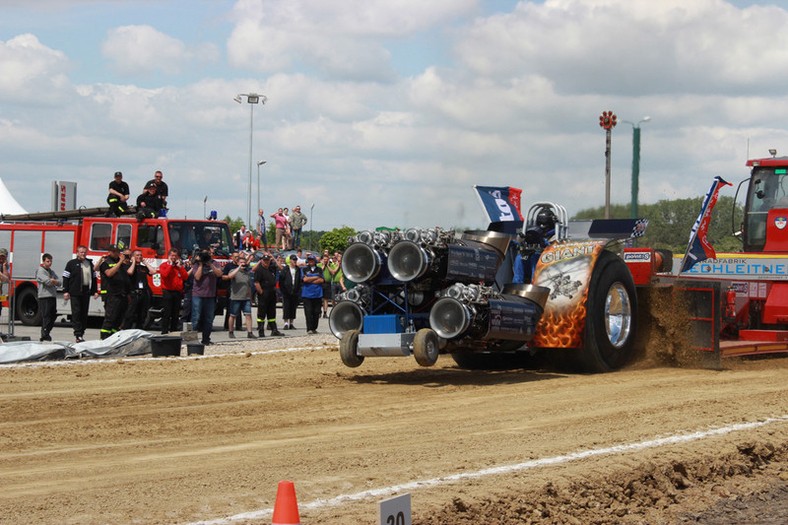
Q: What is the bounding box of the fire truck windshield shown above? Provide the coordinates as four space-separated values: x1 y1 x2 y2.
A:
167 221 233 258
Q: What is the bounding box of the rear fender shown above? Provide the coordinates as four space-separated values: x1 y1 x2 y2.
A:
531 241 606 348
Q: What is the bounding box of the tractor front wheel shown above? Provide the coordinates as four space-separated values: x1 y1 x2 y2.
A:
413 328 439 367
339 329 364 368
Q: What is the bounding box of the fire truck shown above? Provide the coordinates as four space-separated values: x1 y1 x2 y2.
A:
0 207 233 327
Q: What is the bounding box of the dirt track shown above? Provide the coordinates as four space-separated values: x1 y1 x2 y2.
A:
0 335 786 524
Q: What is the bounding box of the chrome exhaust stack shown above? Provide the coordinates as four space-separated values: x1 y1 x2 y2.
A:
429 282 549 342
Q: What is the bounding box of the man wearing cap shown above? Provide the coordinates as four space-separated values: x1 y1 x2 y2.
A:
106 171 130 217
253 253 284 337
278 253 303 330
99 245 129 339
136 183 161 219
62 245 98 342
300 254 324 334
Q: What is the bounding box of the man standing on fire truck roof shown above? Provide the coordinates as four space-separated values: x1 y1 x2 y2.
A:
62 245 98 343
145 170 168 210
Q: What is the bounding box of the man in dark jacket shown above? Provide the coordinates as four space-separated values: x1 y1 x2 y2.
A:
278 254 302 329
99 245 129 339
106 171 130 217
122 249 151 329
136 183 161 219
254 254 284 337
144 170 168 209
62 245 98 342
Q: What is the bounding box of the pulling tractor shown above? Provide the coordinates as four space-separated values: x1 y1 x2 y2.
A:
330 202 653 373
330 152 788 371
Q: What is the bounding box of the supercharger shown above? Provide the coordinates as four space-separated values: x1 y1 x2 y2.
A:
331 226 550 367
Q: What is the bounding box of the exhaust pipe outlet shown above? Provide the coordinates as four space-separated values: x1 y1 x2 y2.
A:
429 297 473 339
429 286 546 342
342 242 385 283
388 240 431 282
329 300 365 338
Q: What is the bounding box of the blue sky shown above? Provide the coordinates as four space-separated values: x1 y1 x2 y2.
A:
1 0 787 231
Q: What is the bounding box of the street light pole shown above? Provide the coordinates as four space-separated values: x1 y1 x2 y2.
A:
622 117 651 219
309 203 315 251
234 92 267 229
256 160 267 218
598 110 617 219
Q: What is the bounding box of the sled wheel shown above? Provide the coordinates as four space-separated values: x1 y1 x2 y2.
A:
339 329 364 368
15 286 42 326
579 250 637 372
413 328 439 367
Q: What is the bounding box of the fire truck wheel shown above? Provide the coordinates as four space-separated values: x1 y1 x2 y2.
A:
339 329 364 368
413 328 439 367
15 287 42 326
579 250 637 372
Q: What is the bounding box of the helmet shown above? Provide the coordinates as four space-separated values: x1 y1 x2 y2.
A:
536 208 556 231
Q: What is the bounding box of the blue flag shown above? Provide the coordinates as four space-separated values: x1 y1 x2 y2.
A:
473 185 524 234
680 176 731 273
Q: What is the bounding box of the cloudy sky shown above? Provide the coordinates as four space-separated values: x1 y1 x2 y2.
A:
0 0 784 232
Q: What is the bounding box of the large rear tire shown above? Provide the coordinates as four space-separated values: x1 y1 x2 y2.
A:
578 251 637 372
339 329 364 368
413 328 439 367
15 287 42 326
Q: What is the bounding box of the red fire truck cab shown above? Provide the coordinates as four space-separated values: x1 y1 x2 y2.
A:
0 209 233 327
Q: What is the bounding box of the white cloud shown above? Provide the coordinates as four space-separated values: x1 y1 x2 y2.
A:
0 34 70 100
456 0 788 96
226 0 476 80
102 25 218 76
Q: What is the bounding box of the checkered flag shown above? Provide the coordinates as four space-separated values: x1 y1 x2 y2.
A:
632 218 648 238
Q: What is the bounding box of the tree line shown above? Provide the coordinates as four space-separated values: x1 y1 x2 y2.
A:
573 196 743 254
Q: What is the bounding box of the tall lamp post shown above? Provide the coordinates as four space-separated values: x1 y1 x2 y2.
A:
599 110 617 219
309 203 315 251
622 116 651 219
256 160 267 217
234 92 267 229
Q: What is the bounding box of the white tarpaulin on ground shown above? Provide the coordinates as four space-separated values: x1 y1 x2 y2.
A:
0 178 27 216
0 330 155 364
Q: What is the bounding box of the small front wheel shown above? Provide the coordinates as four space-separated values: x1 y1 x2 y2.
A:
413 328 439 367
339 329 364 368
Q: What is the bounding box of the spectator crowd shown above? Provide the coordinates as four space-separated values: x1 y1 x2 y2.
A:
26 217 351 346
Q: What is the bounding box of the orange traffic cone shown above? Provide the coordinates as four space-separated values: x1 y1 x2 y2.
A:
272 480 301 525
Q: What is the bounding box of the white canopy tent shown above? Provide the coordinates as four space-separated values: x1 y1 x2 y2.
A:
0 178 27 215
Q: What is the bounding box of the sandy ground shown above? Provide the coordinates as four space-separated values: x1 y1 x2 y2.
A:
0 332 786 525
